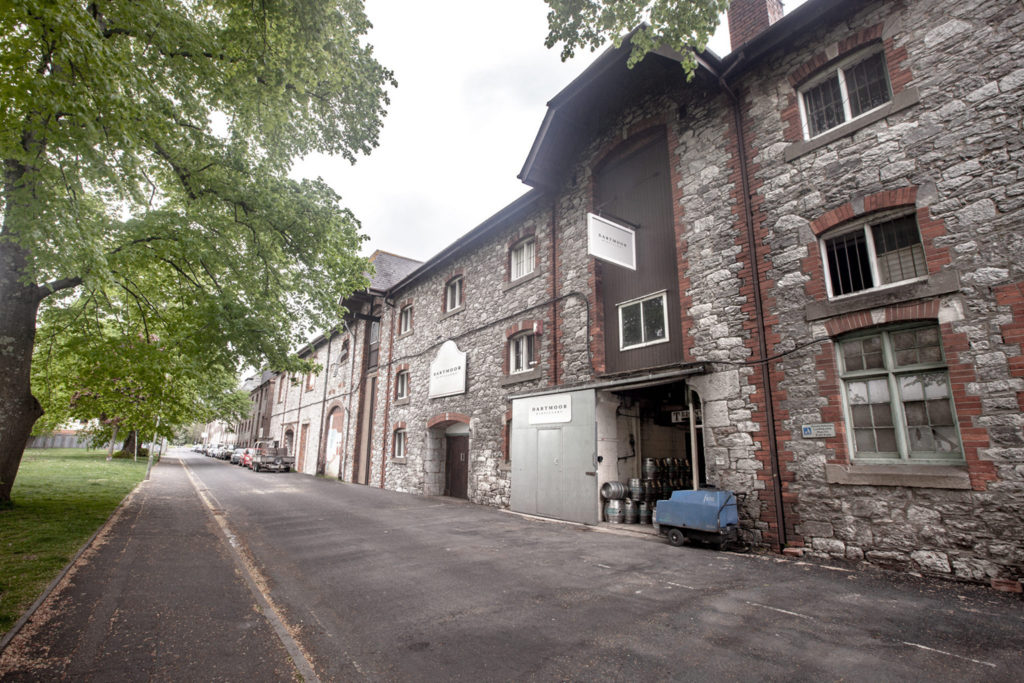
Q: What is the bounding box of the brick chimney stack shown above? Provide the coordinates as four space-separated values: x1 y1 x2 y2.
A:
728 0 784 51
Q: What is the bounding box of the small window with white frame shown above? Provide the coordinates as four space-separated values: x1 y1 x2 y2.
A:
445 276 464 312
509 332 535 374
393 429 406 459
510 237 536 281
618 291 668 350
396 369 409 400
800 47 892 139
399 305 413 335
821 212 927 298
839 323 962 463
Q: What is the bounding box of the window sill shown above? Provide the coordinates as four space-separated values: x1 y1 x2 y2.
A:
805 269 959 322
397 330 413 340
825 463 971 489
499 462 511 473
441 306 464 320
500 368 542 386
390 457 407 465
785 87 920 162
503 269 541 292
394 397 410 406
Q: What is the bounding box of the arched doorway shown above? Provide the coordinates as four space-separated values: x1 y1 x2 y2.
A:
284 428 294 455
425 413 470 499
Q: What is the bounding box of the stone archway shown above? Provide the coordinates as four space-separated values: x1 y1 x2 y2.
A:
425 413 470 498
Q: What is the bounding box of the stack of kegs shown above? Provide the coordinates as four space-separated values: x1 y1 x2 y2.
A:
604 460 693 524
642 457 693 505
601 481 627 523
601 478 653 525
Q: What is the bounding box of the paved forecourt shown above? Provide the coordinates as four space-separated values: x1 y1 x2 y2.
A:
3 448 1023 681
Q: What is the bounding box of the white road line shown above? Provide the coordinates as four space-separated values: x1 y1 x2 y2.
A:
665 581 696 590
179 459 323 683
902 641 997 668
745 601 815 620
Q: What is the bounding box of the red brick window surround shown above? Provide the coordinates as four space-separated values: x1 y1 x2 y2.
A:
813 301 995 491
504 320 543 375
395 364 410 400
392 423 407 459
305 355 317 392
835 322 963 464
508 234 537 282
782 23 915 150
398 301 413 335
443 273 464 313
803 187 953 306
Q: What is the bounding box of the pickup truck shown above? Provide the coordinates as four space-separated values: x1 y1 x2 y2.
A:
250 440 295 473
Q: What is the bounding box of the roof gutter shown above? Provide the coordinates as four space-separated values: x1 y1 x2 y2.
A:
386 190 545 295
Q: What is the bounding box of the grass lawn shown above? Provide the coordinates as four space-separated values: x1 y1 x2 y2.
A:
0 449 148 635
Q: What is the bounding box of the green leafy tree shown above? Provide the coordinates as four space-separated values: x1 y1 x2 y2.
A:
32 298 252 452
0 0 394 503
544 0 730 74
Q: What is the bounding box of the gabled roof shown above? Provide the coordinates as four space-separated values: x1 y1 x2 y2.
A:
519 0 858 190
519 34 720 190
386 190 546 296
367 250 422 293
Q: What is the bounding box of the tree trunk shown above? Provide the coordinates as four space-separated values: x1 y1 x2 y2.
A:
0 232 45 504
107 423 119 461
121 430 138 456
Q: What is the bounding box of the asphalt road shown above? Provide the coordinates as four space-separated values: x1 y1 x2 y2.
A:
2 448 1022 681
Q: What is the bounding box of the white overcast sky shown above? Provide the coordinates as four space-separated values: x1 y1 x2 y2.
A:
293 0 807 264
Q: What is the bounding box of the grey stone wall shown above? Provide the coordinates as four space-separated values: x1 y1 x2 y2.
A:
738 0 1024 579
373 205 561 507
267 310 366 478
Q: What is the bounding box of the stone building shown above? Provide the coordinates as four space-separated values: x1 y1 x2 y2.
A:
234 370 276 448
266 250 421 478
264 0 1024 586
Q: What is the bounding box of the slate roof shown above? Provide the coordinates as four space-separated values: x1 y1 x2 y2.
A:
367 250 423 293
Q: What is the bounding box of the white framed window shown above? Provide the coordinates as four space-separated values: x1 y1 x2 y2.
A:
445 276 464 312
509 332 535 374
821 212 926 298
618 291 668 350
393 429 406 459
399 305 413 334
396 370 409 400
510 238 536 280
800 47 891 139
839 324 962 463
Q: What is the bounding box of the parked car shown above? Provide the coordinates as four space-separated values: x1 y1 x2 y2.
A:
250 440 294 473
230 448 248 465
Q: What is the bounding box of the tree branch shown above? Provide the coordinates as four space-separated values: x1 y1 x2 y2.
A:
36 276 83 301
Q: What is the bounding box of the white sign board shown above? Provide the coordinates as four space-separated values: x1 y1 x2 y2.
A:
428 340 467 398
587 213 636 270
801 423 836 438
525 393 573 425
